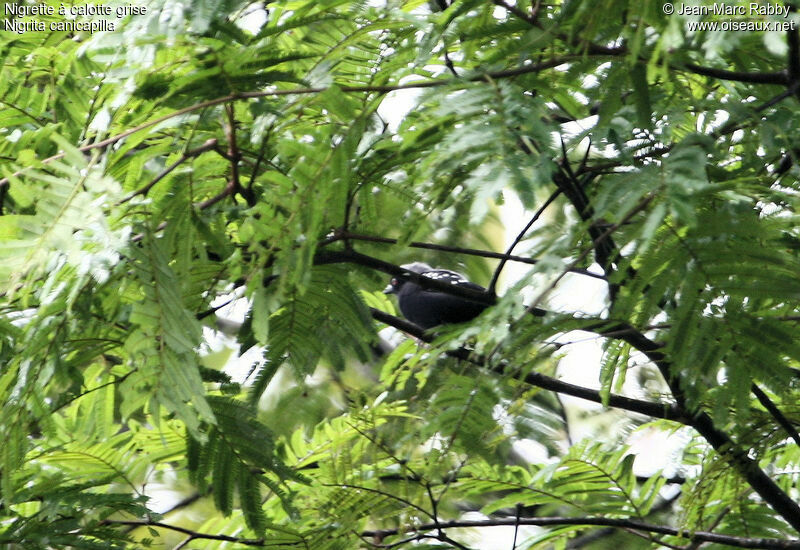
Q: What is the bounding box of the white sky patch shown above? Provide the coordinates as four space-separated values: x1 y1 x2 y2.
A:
512 438 552 464
628 426 693 479
201 291 262 384
457 511 541 549
378 86 422 131
236 3 268 34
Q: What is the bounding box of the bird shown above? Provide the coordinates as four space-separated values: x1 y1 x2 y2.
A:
384 262 490 329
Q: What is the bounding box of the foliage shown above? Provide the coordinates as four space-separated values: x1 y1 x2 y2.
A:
2 0 800 548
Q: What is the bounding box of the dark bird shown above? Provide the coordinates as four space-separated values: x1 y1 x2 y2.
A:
384 263 489 329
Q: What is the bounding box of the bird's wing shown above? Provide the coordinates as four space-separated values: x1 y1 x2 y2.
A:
420 269 485 291
420 269 469 284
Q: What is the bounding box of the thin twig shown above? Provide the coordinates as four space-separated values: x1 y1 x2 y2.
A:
0 58 585 189
525 193 655 313
118 139 218 204
752 384 800 447
488 188 563 293
362 516 800 549
326 230 606 281
101 520 264 546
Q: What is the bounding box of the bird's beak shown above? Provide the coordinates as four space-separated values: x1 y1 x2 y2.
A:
384 277 400 294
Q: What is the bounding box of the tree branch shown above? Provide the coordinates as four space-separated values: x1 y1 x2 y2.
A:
592 322 800 533
751 384 800 447
683 63 788 85
0 58 586 189
318 249 500 306
369 308 680 421
102 520 265 546
337 242 800 532
492 0 788 85
787 4 800 86
117 138 218 204
324 229 605 281
362 516 800 549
